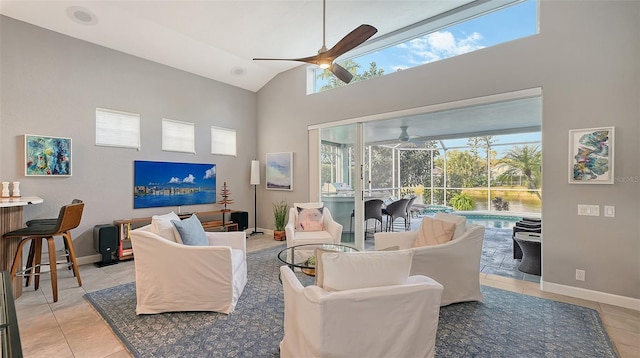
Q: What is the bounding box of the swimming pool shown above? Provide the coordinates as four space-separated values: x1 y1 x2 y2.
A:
455 213 525 228
421 211 531 228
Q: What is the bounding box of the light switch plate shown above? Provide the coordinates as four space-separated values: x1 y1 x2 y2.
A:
578 204 600 216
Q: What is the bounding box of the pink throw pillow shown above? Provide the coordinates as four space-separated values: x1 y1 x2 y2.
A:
297 207 324 232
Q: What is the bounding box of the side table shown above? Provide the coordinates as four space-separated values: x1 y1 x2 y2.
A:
514 232 542 276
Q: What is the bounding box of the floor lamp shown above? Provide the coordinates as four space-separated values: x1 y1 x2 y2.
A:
250 160 264 236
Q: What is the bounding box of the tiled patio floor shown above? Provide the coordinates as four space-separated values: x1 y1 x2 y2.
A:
481 226 541 283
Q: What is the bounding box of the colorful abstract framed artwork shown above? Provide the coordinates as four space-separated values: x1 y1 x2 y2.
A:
568 127 614 184
25 134 72 176
266 152 293 190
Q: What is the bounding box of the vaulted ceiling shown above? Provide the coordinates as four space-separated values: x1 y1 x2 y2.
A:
1 0 475 92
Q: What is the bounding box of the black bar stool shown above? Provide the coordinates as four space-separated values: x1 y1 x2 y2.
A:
3 202 84 302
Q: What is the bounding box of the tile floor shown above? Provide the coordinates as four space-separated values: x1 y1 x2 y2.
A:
13 232 640 358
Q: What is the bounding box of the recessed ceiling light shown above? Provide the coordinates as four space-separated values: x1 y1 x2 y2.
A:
66 6 98 26
231 67 246 76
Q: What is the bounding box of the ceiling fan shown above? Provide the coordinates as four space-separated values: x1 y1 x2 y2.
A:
398 126 412 142
397 125 424 145
253 0 377 84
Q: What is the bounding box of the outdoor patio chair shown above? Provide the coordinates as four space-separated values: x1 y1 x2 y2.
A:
382 198 410 232
349 199 384 239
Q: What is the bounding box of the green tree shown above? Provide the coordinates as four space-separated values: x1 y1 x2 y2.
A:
441 150 487 188
367 145 393 189
497 145 542 200
317 61 384 91
356 62 385 81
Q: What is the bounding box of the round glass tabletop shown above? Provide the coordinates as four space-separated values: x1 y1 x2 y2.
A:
277 243 358 276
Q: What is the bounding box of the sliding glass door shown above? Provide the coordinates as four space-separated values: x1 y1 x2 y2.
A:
320 123 367 250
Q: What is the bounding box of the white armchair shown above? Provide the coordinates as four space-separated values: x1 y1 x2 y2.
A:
130 225 247 314
284 203 342 248
279 264 443 358
375 215 485 306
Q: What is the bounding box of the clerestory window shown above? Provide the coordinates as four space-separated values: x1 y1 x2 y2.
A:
311 0 538 93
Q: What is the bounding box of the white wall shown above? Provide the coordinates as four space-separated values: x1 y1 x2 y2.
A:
0 16 258 258
256 1 640 302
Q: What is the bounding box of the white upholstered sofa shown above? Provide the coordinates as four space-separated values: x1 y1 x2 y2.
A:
279 249 443 358
374 213 485 306
284 202 343 248
130 216 247 315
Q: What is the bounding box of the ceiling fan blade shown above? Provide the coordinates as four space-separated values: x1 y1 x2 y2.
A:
330 63 353 83
253 56 318 63
324 24 378 60
253 52 330 67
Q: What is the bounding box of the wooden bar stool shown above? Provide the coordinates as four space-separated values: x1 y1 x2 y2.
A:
2 202 84 302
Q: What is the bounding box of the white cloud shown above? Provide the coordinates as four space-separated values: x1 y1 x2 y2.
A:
393 30 485 67
183 174 195 183
204 166 216 179
169 177 180 183
391 65 409 72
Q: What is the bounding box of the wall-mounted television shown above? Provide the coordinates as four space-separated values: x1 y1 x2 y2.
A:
134 160 216 209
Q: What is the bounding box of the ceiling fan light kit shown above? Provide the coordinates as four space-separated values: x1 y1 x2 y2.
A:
253 0 377 84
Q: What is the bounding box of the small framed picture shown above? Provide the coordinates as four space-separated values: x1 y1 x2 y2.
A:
568 127 614 184
266 152 293 190
25 134 72 176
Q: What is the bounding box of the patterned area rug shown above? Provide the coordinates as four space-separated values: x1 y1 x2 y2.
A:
85 245 617 357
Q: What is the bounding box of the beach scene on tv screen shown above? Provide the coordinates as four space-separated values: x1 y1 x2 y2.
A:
134 161 216 209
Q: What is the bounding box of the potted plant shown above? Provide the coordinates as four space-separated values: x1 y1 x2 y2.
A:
273 200 288 241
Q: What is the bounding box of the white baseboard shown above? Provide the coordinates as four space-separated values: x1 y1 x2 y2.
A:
77 254 102 266
541 280 640 311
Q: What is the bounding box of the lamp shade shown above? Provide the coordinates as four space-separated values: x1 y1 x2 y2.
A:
250 160 260 185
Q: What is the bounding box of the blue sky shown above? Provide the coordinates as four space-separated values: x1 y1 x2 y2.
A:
318 0 537 86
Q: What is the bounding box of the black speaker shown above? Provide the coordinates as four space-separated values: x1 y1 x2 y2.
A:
93 224 118 267
230 211 249 231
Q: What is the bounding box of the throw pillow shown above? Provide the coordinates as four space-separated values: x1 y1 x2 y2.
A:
434 212 467 239
151 212 181 243
293 202 324 210
297 207 324 232
413 216 455 247
172 214 208 246
321 250 414 291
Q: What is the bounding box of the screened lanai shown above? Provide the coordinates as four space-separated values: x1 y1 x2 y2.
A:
315 90 542 248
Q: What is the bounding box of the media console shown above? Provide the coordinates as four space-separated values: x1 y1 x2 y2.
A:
113 210 247 261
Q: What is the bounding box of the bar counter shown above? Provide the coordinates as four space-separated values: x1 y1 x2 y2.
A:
1 196 43 298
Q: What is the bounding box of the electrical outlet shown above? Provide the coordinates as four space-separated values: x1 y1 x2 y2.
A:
604 206 615 217
576 269 586 281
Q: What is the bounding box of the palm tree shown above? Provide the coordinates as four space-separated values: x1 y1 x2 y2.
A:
498 145 542 200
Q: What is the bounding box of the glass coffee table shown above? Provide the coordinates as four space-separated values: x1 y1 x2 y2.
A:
277 243 358 276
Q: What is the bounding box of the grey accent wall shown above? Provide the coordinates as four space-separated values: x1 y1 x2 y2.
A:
256 1 640 299
0 16 258 258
